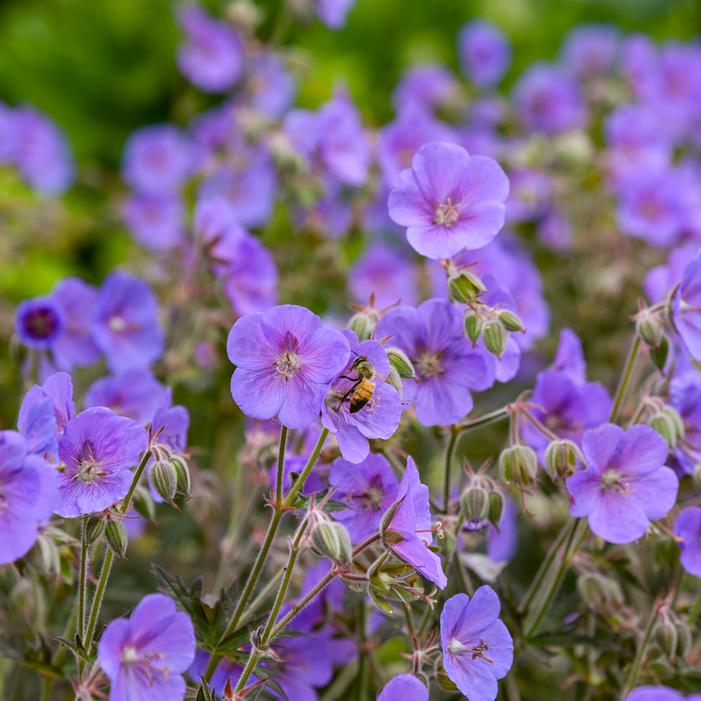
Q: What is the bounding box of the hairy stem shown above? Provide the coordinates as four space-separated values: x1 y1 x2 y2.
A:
622 603 658 695
77 518 89 639
442 428 458 514
275 426 289 506
609 334 642 423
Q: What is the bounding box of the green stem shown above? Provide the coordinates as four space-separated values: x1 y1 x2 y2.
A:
454 406 511 434
356 599 369 701
40 677 51 701
77 519 89 639
622 604 658 695
238 569 284 628
282 428 328 508
609 334 642 423
275 426 289 506
442 429 458 514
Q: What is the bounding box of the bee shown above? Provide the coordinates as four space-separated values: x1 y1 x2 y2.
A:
338 355 376 413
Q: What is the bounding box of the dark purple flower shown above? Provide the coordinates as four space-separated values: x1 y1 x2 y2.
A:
349 243 418 308
458 21 510 87
177 5 244 93
227 305 350 429
329 453 399 541
15 296 64 350
321 331 402 463
0 431 57 564
513 64 586 134
673 506 701 577
378 674 429 701
98 593 195 701
383 456 447 588
92 271 165 373
440 587 513 701
316 0 355 28
388 141 509 259
85 369 168 425
122 193 184 250
55 407 148 517
52 277 102 370
561 24 619 77
672 250 701 361
123 125 193 195
377 299 495 426
393 64 459 113
567 424 678 544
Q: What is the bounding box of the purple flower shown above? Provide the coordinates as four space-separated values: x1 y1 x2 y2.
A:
378 674 429 701
388 141 509 259
189 652 246 696
487 496 517 563
505 168 551 224
458 21 510 87
92 271 165 373
177 5 244 93
349 242 418 308
566 424 678 544
627 687 701 701
15 296 64 350
561 24 619 77
227 305 350 429
316 0 355 29
376 299 494 426
383 456 447 589
85 369 168 425
669 372 701 475
52 278 102 370
673 506 701 577
329 453 399 541
672 250 701 361
513 65 586 134
440 587 513 701
123 125 193 195
550 328 586 383
0 431 57 564
321 331 402 463
393 64 459 113
240 53 296 118
55 407 148 517
97 593 195 701
122 193 184 250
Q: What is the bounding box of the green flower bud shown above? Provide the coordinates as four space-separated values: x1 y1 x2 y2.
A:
151 459 178 503
487 490 504 527
386 366 403 394
648 412 679 448
663 406 684 443
577 572 623 608
655 617 678 659
349 311 377 341
387 347 415 379
694 463 701 490
649 335 669 372
437 667 459 692
84 516 105 545
544 439 579 481
448 269 486 304
105 519 128 559
637 311 664 348
499 445 538 485
498 309 525 333
464 311 483 345
460 486 489 523
311 521 352 566
675 619 692 659
171 454 192 497
482 319 506 357
380 497 403 538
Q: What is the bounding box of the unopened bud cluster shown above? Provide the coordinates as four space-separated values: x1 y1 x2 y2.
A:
459 476 504 528
150 445 192 507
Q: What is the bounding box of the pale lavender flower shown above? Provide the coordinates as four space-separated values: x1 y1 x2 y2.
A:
316 0 355 29
388 141 509 259
98 593 195 701
240 53 296 118
440 587 513 701
627 687 701 701
566 424 678 544
561 24 619 77
227 305 350 429
378 674 429 701
673 507 701 577
393 64 459 113
122 193 184 250
458 21 510 87
55 407 148 517
15 296 64 350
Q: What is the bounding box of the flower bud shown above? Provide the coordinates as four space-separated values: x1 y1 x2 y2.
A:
577 572 623 608
380 497 403 538
482 319 506 357
637 310 664 348
649 335 669 372
499 445 538 485
694 463 701 490
387 347 415 379
464 311 483 345
675 619 692 659
386 366 403 394
105 519 128 559
349 310 377 341
498 310 525 333
171 454 192 497
448 269 486 304
655 617 678 659
544 439 579 481
437 667 459 692
648 412 679 448
487 491 504 527
460 486 489 524
311 521 352 567
663 406 684 443
151 459 178 503
84 516 105 545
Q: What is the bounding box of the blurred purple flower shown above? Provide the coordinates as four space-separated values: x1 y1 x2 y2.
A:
241 53 296 118
189 652 246 696
669 372 701 475
123 125 193 195
487 495 517 563
505 168 551 224
55 407 148 517
177 5 244 93
673 506 701 577
227 305 350 429
458 21 510 87
393 64 459 113
15 296 64 351
383 456 447 588
377 299 494 426
567 424 678 544
550 328 586 382
513 64 586 134
92 271 165 373
626 687 701 701
378 674 429 701
316 0 355 29
122 193 184 250
0 431 57 564
388 141 509 259
561 24 619 77
672 250 701 360
440 587 513 701
98 593 195 701
329 453 399 541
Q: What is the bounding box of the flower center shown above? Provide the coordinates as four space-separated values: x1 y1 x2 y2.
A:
601 468 627 493
75 441 105 484
416 351 443 378
121 645 171 684
24 308 60 339
363 479 385 510
275 350 302 380
109 315 128 333
434 198 460 227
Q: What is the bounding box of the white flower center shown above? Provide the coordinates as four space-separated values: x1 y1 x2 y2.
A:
275 351 302 380
435 198 460 227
